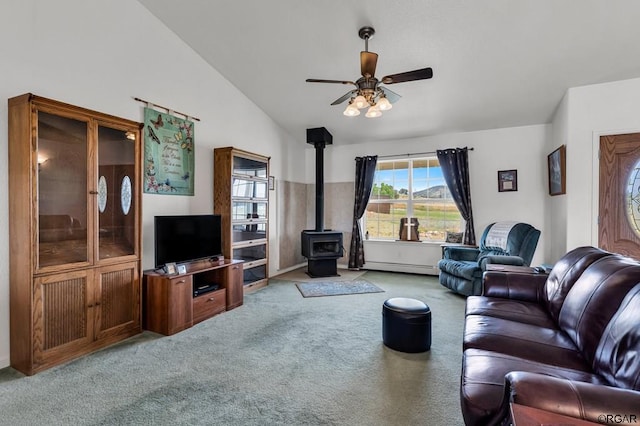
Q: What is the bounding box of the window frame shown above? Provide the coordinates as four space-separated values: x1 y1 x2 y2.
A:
363 156 463 242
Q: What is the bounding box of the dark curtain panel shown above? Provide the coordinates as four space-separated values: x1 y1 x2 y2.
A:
436 148 476 245
348 155 378 269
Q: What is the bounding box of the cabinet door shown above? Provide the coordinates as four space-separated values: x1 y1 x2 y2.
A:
33 270 93 368
95 262 140 340
167 275 193 335
36 111 90 270
233 155 267 178
226 263 244 310
97 124 138 262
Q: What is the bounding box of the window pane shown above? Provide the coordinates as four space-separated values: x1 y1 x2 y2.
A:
365 202 407 239
364 157 463 242
371 160 408 201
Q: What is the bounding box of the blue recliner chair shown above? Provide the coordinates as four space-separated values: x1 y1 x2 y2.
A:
437 222 541 296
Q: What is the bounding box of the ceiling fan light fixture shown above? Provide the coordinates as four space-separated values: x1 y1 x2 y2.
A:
343 103 360 117
353 95 368 109
377 96 392 111
365 105 382 118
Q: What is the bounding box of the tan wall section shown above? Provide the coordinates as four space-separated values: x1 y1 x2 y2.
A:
278 181 308 269
278 181 355 270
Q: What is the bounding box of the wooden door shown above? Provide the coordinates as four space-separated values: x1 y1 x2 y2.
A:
599 133 640 258
33 270 93 371
226 262 244 310
94 262 141 340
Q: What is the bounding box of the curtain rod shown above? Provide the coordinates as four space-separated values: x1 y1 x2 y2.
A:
133 97 201 122
376 147 474 159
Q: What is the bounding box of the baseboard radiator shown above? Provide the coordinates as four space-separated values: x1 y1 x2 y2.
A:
361 241 442 276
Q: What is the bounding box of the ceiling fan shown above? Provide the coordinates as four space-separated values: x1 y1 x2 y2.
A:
306 26 433 118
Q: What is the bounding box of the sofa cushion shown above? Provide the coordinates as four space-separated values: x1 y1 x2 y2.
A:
465 296 555 327
593 283 640 390
543 246 614 322
558 255 640 365
463 315 590 370
461 348 608 426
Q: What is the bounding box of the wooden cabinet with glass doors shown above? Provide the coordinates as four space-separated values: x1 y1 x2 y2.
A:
8 94 142 375
214 147 269 291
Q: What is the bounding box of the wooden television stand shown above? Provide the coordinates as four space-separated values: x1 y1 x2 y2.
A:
143 258 243 336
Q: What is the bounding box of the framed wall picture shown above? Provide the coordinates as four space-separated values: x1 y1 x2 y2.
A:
498 169 518 192
548 145 566 196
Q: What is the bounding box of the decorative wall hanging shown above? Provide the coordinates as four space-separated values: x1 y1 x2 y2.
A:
498 169 518 192
548 145 566 196
143 106 195 195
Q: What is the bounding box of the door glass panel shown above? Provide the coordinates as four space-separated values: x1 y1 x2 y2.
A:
232 223 267 243
232 201 267 220
37 112 89 267
232 178 267 199
98 125 136 260
233 156 267 178
233 244 267 262
627 159 640 237
243 265 266 285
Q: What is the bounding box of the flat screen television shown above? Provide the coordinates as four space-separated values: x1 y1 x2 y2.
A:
154 214 223 268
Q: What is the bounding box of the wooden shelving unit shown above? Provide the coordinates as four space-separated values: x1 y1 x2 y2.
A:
214 147 270 291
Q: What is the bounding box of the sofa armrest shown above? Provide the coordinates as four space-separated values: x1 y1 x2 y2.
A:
482 271 547 301
497 371 640 425
443 246 479 261
479 255 524 270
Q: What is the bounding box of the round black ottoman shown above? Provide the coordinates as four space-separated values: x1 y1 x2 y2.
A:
382 297 431 353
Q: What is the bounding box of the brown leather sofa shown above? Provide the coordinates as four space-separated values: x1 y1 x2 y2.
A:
460 246 640 425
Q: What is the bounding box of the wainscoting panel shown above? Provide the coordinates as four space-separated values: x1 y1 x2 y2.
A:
278 180 307 270
307 182 354 267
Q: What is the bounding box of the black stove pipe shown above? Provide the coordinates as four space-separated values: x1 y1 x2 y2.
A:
306 127 333 232
314 141 325 232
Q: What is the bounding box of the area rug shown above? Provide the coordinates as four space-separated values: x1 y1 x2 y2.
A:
295 279 384 298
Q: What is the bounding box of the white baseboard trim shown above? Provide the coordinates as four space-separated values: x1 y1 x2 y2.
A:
362 261 439 276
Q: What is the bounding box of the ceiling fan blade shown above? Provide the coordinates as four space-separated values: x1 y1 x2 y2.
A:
360 51 378 78
331 90 357 105
379 87 401 104
381 67 433 84
306 78 355 85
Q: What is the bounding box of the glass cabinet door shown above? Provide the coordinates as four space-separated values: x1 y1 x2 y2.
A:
232 201 267 220
97 125 136 260
232 223 267 243
37 111 89 268
233 155 267 178
232 178 267 199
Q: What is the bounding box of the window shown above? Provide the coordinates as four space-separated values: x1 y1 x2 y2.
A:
364 157 463 241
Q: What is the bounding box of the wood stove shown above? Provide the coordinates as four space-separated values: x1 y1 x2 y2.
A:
301 127 343 277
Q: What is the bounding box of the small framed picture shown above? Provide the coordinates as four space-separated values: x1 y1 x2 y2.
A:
177 264 187 274
268 176 275 191
163 262 177 275
498 169 518 192
548 145 566 196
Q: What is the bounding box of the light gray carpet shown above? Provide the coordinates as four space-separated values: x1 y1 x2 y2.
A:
295 279 384 297
0 270 466 425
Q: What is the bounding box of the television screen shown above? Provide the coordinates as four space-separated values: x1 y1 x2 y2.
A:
154 215 223 268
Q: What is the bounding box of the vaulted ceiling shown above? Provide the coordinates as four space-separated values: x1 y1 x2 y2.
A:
138 0 640 145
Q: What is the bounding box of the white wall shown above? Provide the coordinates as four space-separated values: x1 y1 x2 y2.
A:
547 77 640 261
310 124 549 270
0 0 304 369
